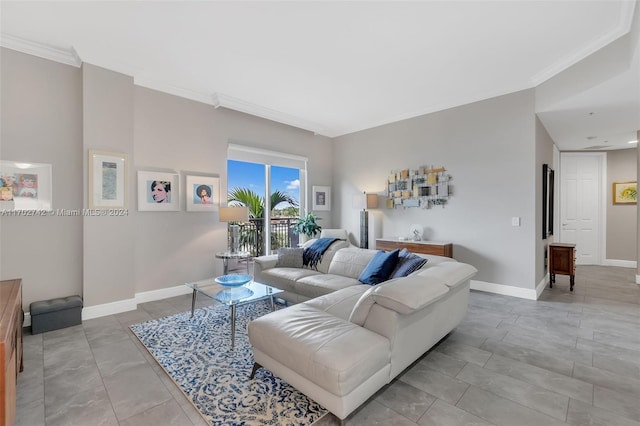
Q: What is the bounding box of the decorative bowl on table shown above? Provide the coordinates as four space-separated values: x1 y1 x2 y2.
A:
214 273 252 287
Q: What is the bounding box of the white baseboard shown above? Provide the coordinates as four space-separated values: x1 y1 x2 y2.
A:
24 284 194 326
602 259 637 268
82 297 137 321
136 284 193 304
470 279 538 300
82 284 192 320
535 275 549 299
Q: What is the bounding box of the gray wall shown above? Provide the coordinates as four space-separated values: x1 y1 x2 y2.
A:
83 64 136 307
333 89 539 291
606 148 637 262
1 49 83 308
1 48 333 310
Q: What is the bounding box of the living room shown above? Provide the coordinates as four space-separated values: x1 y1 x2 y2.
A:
1 2 639 425
1 23 637 319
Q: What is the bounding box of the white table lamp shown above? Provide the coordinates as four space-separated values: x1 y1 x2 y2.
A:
219 206 249 253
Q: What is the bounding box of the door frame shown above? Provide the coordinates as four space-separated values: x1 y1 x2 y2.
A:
558 152 607 265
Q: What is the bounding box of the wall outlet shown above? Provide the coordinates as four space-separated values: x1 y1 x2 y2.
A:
511 217 520 227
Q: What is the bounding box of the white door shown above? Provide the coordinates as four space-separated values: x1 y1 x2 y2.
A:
559 153 604 265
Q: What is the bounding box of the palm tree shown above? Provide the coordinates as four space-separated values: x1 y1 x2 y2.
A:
227 187 298 217
227 187 299 256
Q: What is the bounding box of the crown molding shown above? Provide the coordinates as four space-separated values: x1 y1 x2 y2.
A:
134 76 218 106
132 80 333 137
212 93 332 137
0 33 81 67
530 1 637 86
331 81 529 138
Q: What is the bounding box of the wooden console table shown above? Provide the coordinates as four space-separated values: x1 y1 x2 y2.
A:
376 238 453 258
549 243 576 291
1 279 23 426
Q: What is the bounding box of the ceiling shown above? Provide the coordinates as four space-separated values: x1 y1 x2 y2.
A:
1 1 639 151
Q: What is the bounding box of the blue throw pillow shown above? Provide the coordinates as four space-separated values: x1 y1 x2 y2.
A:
390 249 428 279
358 249 400 285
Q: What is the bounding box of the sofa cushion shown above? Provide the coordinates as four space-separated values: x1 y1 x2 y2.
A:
358 249 400 285
390 249 428 279
305 285 370 321
248 304 390 397
303 239 351 274
258 268 322 292
372 275 449 314
320 228 349 240
276 247 304 268
295 274 363 301
328 247 377 279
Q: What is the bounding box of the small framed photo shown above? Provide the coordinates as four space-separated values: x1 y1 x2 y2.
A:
312 185 331 211
88 150 128 209
612 181 637 204
137 171 180 211
0 160 52 210
185 174 220 212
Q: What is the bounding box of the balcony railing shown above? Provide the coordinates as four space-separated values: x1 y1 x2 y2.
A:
235 217 300 257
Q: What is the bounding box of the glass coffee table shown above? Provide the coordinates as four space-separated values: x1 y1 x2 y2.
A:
185 277 283 349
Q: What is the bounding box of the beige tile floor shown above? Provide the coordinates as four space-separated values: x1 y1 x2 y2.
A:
16 265 640 425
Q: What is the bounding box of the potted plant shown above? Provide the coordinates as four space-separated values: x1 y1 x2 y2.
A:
293 212 322 241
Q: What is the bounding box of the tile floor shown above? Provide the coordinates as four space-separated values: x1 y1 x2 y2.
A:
15 265 640 425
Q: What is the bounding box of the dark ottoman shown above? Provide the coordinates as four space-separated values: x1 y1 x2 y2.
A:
30 295 83 334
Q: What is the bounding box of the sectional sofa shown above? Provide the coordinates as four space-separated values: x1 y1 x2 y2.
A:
248 230 477 422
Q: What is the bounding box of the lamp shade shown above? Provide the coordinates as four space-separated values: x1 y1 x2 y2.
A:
366 194 378 209
354 193 378 210
219 206 249 223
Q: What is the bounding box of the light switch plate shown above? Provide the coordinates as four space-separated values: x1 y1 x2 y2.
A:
512 217 520 227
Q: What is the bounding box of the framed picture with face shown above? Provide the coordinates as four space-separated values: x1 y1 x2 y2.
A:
137 170 180 211
185 174 220 212
0 160 52 210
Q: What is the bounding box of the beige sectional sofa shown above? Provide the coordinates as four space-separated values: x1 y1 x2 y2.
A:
248 233 477 422
253 228 354 304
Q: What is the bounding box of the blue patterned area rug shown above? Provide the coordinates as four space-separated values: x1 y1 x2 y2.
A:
129 300 327 425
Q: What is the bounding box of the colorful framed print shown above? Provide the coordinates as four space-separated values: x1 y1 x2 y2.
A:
137 171 180 211
0 160 52 210
612 181 637 204
88 150 128 209
312 185 331 211
186 174 220 212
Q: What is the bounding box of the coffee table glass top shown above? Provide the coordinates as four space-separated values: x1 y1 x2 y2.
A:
186 277 282 306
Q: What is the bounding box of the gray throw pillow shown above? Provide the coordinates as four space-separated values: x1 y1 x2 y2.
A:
276 247 304 268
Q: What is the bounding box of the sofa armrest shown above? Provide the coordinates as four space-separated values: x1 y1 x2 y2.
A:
372 276 450 315
254 254 278 275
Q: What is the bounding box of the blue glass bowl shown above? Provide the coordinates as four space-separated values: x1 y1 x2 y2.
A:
214 274 253 287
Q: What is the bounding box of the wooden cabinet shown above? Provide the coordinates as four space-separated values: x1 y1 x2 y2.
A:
1 279 23 426
376 238 453 258
548 243 576 291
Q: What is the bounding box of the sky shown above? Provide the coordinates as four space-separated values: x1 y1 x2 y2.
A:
227 160 300 208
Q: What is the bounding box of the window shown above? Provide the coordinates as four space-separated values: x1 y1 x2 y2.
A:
227 144 307 255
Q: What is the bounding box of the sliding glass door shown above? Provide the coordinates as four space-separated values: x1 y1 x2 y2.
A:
227 159 302 256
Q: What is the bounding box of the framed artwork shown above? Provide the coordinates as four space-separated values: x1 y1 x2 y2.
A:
88 150 128 209
0 160 52 210
612 181 637 204
312 185 331 211
542 163 554 239
137 171 180 211
185 174 220 212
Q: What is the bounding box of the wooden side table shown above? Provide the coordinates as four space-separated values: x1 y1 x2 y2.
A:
376 238 453 258
548 243 576 291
